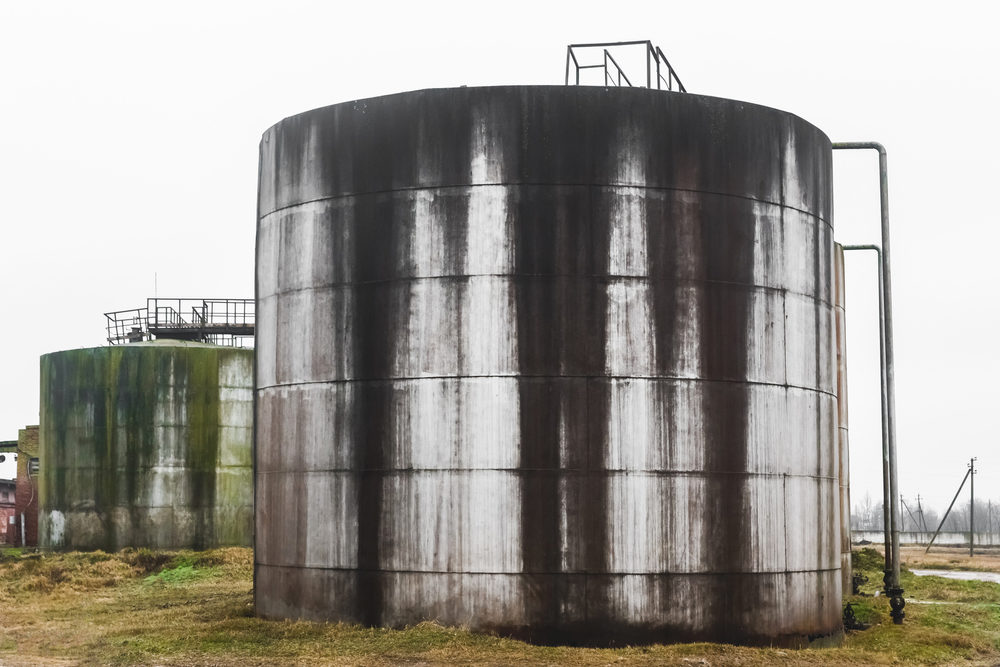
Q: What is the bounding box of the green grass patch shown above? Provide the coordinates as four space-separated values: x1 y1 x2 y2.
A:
0 546 23 560
845 596 883 626
903 569 1000 604
143 563 210 586
843 545 1000 664
852 546 887 573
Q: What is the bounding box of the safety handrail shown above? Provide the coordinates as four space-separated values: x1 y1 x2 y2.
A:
565 40 687 92
104 298 255 347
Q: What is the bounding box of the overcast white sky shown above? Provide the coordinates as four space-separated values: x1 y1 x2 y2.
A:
1 1 997 518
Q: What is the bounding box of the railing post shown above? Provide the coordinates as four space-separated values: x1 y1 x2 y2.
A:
646 42 656 88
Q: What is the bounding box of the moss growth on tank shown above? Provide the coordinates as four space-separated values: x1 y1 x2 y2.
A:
39 342 253 550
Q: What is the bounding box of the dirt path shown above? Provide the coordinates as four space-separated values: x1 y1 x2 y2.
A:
903 544 1000 571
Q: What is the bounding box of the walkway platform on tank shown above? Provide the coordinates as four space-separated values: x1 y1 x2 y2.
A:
105 297 254 346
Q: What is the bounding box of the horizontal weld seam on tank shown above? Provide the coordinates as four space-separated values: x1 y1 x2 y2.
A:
262 282 836 309
256 469 840 481
254 564 846 576
259 185 833 228
257 377 839 399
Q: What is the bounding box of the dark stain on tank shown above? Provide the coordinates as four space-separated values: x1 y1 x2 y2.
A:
513 185 600 633
182 349 222 550
514 185 563 629
350 232 396 628
697 185 756 641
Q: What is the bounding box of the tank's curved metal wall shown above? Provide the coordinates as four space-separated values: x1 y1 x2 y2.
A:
255 86 839 646
39 341 253 550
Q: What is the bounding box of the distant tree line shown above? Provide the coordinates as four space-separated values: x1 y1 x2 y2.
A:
852 492 1000 533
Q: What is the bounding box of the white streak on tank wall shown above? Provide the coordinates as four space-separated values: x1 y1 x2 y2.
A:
605 143 657 578
605 380 657 470
469 113 503 185
466 114 521 565
603 281 655 375
608 472 664 574
670 286 703 382
72 402 95 433
410 191 446 279
604 191 655 375
145 466 176 507
669 475 708 571
668 383 706 471
304 471 357 568
296 123 321 205
558 406 571 572
381 473 521 572
783 134 804 212
608 189 648 277
750 201 785 292
388 379 519 470
50 510 66 547
255 295 277 387
466 187 514 274
465 112 518 376
385 113 522 580
742 474 788 572
463 277 518 376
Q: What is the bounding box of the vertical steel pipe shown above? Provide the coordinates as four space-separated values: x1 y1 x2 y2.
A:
833 245 852 598
832 142 903 623
840 244 890 588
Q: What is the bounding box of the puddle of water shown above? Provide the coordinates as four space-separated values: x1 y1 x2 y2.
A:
910 568 1000 584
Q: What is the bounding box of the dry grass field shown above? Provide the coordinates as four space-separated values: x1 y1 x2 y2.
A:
900 544 1000 572
1 546 1000 665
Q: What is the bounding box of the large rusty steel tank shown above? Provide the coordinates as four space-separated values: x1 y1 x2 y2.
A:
255 86 840 646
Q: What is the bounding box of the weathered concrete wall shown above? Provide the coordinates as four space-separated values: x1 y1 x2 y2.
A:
255 86 840 646
39 341 253 550
834 246 852 594
853 531 1000 547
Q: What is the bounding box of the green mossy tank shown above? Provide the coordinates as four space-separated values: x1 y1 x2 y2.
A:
39 341 253 550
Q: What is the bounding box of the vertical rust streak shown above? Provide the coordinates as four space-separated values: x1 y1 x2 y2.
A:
586 188 612 637
699 197 755 641
351 196 394 627
515 187 565 635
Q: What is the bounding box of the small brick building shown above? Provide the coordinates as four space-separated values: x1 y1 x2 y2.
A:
0 478 15 545
15 426 39 547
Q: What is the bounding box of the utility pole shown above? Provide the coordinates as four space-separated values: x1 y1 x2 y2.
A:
917 494 928 536
926 464 974 553
970 457 977 557
901 496 921 536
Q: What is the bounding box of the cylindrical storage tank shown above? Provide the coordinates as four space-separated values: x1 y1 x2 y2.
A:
39 341 254 550
255 86 839 646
